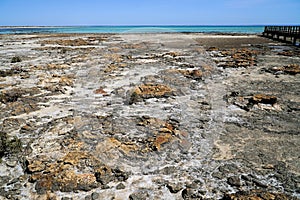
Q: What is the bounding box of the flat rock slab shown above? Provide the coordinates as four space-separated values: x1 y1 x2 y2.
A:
0 33 299 199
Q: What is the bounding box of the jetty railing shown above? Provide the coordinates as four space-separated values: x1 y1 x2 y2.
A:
263 26 300 45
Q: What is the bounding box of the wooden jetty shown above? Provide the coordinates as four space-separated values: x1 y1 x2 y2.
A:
263 26 300 46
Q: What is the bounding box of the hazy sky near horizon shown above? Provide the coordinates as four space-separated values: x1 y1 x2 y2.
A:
0 0 299 26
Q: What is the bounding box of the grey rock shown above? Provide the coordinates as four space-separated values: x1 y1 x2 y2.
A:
116 183 125 190
167 182 183 193
84 195 92 200
227 176 241 187
129 189 149 200
6 158 18 167
61 197 73 200
91 192 100 200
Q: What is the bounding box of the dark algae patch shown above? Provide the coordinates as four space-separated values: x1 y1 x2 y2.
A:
11 56 22 63
0 132 22 159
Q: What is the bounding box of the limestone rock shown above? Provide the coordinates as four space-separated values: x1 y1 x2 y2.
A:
0 87 39 104
2 118 26 132
27 152 103 194
95 166 129 186
26 151 130 194
227 176 242 187
152 133 173 151
129 189 150 200
27 160 46 173
210 48 258 68
116 183 125 190
40 38 92 46
0 32 299 200
250 94 277 105
94 87 108 96
168 69 203 80
167 182 184 193
128 84 174 104
268 64 300 75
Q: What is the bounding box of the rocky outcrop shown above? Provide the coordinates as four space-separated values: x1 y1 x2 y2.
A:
39 37 106 46
209 48 258 68
128 84 175 104
225 92 279 111
0 33 299 199
265 64 300 75
26 151 129 194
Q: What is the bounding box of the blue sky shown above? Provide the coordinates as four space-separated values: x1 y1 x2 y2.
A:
0 0 299 26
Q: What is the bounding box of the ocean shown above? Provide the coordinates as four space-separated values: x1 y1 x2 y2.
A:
0 26 264 34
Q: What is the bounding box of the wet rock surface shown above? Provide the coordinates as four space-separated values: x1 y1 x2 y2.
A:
0 33 299 199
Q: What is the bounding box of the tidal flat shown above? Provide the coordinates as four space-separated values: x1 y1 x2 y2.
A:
0 33 299 199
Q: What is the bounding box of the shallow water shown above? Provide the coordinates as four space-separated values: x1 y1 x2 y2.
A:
0 25 264 34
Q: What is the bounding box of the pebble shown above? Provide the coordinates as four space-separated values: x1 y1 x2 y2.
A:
227 176 242 187
91 192 100 200
116 183 125 190
5 160 17 168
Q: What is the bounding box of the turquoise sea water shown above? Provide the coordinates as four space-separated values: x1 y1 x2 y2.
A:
0 26 264 34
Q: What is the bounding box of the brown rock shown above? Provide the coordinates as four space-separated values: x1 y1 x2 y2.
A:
95 166 129 186
106 138 139 154
153 133 173 151
104 54 123 63
27 160 46 173
164 52 181 57
60 151 89 165
282 64 300 75
35 175 53 194
28 152 104 194
59 76 74 86
267 64 300 75
177 69 203 80
94 87 108 96
0 87 40 103
47 64 70 70
216 48 258 68
137 116 165 128
36 170 98 193
2 118 26 132
0 88 25 103
250 94 277 105
9 101 39 115
75 173 98 191
207 47 219 51
129 84 174 104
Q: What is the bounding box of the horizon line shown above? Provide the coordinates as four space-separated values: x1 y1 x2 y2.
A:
1 24 298 28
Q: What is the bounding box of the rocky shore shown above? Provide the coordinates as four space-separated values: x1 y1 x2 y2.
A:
0 33 299 200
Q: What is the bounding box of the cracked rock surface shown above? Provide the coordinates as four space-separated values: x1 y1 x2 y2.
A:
0 33 299 199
